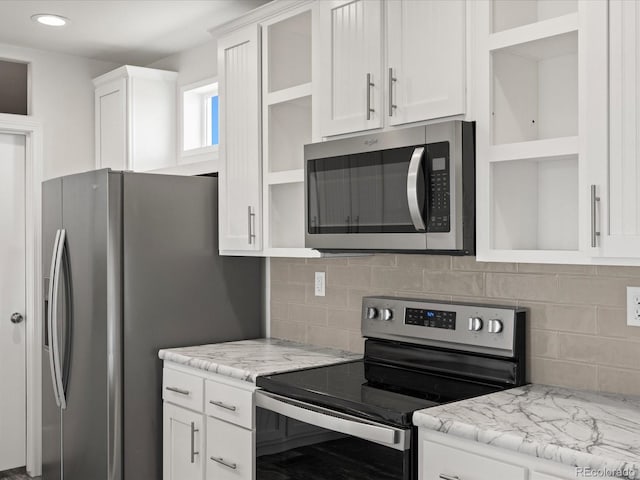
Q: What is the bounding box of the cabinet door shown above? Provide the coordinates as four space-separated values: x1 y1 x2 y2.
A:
163 403 205 480
421 440 527 480
95 78 127 170
206 416 254 480
318 0 383 137
599 0 640 257
218 24 263 251
386 0 465 126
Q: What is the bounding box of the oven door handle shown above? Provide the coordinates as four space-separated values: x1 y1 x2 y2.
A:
255 391 409 451
407 146 427 232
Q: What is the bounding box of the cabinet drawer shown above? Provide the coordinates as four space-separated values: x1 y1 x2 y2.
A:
422 440 527 480
206 416 254 480
163 368 204 412
205 380 253 429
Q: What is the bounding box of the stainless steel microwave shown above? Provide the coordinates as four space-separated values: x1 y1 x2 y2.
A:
305 121 475 254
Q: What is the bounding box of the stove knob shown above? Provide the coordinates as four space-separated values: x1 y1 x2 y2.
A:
468 317 483 332
366 307 379 320
488 319 503 334
381 308 393 321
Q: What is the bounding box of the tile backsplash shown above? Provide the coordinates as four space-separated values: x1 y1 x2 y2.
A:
270 255 640 396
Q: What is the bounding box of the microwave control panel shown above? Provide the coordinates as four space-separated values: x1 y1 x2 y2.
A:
427 142 450 233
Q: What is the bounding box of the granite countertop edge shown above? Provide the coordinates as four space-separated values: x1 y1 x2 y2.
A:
413 385 640 480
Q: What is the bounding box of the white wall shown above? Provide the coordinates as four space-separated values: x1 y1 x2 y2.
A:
0 43 117 179
147 38 218 87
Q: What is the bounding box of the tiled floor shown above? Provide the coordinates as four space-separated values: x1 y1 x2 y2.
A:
0 468 35 480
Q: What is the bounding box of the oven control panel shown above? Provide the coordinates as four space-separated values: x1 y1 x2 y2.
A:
361 296 525 358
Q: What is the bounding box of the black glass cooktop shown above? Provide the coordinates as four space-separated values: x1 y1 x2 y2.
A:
256 360 440 427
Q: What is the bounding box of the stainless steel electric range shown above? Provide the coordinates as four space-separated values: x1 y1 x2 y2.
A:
255 296 526 480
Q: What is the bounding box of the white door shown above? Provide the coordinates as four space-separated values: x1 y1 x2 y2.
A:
163 403 204 480
218 24 263 252
386 0 466 126
0 132 26 471
318 0 383 137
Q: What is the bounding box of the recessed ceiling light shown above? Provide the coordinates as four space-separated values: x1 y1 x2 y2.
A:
31 14 69 27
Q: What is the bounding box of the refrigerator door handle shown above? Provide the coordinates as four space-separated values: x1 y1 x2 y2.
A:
51 229 68 409
47 229 62 408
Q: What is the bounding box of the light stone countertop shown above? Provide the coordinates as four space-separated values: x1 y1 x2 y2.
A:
413 384 640 480
159 338 361 383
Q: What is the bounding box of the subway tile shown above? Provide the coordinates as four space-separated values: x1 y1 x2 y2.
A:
290 264 326 284
328 308 361 331
521 302 597 334
271 302 287 322
529 357 598 390
529 329 558 359
307 256 349 266
372 267 423 291
423 271 484 296
596 265 640 278
453 295 517 306
288 303 327 326
452 256 517 272
306 325 351 351
597 307 640 340
517 263 597 275
270 320 306 343
397 254 451 270
348 254 397 266
398 292 452 302
271 283 306 303
305 285 348 307
556 276 640 307
557 333 640 370
327 265 372 288
348 331 365 354
486 273 558 302
269 261 289 284
347 288 393 310
598 367 640 396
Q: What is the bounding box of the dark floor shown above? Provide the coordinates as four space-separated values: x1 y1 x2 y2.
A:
0 467 36 480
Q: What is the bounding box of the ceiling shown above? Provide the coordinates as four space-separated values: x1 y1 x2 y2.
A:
0 0 270 65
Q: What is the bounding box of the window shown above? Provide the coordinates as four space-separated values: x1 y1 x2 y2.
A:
182 79 219 154
0 60 28 115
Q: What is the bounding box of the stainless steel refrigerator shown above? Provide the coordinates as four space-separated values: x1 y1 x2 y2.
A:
41 169 263 480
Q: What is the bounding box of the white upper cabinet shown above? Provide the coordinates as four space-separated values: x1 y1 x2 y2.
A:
318 0 384 136
93 65 177 172
594 0 640 258
218 24 263 252
386 0 465 126
318 0 465 138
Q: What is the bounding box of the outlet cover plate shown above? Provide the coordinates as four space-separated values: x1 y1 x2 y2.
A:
627 286 640 326
315 272 325 297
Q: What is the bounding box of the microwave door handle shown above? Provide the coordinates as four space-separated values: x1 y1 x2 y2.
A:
407 146 427 232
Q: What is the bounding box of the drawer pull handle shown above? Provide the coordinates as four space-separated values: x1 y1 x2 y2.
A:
439 475 460 480
210 456 237 470
209 399 237 411
166 386 190 396
190 422 199 464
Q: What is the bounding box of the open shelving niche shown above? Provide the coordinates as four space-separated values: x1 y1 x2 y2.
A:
262 6 320 258
482 0 582 259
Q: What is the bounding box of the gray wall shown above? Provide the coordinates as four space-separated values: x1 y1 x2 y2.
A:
270 255 640 396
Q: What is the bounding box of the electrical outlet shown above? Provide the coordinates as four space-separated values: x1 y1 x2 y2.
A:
315 272 326 297
626 287 640 326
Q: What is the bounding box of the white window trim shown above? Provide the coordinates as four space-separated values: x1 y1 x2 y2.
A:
179 77 219 162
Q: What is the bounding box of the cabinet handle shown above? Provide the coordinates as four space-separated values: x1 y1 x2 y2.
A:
190 422 199 464
210 456 237 470
248 206 256 245
388 67 397 116
591 184 601 248
209 399 237 411
366 73 375 120
166 386 190 396
439 475 460 480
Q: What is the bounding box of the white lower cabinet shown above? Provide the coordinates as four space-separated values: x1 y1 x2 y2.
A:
163 364 257 480
207 417 254 480
420 430 616 480
163 403 205 480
